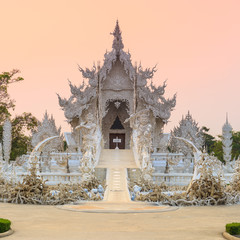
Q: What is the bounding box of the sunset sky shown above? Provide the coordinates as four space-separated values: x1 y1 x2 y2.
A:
1 0 240 137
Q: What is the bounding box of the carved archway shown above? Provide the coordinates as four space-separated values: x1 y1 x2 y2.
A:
102 99 131 149
103 98 130 118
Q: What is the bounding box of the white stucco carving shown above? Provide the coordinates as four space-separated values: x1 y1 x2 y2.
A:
222 114 232 163
158 133 171 153
76 113 102 181
0 143 3 168
126 109 154 180
104 98 130 118
31 111 63 153
170 111 204 155
28 136 60 173
3 119 12 165
58 21 175 134
64 132 77 151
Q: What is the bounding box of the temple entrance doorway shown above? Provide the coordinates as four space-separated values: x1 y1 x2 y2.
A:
102 100 132 149
109 133 125 149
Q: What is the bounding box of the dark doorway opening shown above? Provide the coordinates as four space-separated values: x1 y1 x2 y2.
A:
110 116 124 129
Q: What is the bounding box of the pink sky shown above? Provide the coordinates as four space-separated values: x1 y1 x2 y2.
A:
1 0 240 136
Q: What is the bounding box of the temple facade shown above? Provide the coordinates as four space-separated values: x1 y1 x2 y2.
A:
57 21 176 154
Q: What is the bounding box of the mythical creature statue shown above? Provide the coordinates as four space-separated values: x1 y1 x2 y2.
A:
76 113 97 181
126 109 154 181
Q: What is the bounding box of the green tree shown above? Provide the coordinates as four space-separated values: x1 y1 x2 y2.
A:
212 139 224 163
10 113 38 160
231 131 240 160
0 70 38 160
201 126 225 162
201 126 216 154
0 69 23 124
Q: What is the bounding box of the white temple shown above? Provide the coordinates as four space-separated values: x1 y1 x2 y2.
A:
0 21 235 186
58 21 176 152
56 21 177 181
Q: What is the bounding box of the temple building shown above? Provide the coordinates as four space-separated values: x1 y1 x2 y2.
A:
57 21 176 153
1 22 235 188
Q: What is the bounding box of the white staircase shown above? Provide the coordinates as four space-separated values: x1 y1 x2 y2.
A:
96 149 137 203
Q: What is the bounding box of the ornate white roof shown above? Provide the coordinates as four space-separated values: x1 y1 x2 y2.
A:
58 21 176 123
170 111 204 154
31 111 63 152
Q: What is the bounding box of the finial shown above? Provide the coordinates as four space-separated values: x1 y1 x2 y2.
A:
44 110 48 118
111 20 124 53
226 112 229 124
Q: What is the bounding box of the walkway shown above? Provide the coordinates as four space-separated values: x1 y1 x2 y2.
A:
65 148 173 212
0 202 238 239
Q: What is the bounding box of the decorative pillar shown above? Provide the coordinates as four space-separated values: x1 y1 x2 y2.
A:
222 114 232 163
3 119 12 167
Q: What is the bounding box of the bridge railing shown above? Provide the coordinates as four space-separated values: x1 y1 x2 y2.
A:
12 171 234 186
153 173 233 186
15 172 82 185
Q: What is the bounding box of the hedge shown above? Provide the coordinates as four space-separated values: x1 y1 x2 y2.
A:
0 218 11 233
226 222 240 236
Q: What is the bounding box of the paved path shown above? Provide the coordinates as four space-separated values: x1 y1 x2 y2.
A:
1 203 239 239
61 148 173 213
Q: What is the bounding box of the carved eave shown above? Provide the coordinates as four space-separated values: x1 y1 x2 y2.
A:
57 94 70 108
136 65 157 87
57 80 96 121
78 65 98 88
138 79 176 122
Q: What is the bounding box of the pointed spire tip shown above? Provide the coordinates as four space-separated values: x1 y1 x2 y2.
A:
111 20 124 52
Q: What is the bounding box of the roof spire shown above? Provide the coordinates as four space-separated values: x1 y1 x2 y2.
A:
111 20 124 53
226 112 229 124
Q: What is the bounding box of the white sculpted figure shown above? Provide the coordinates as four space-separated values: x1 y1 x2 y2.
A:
76 113 97 181
126 109 154 181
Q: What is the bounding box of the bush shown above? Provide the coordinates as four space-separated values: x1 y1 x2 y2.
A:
0 218 11 233
226 222 240 235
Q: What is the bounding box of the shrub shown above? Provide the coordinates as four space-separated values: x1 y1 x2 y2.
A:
0 218 11 233
226 222 240 235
